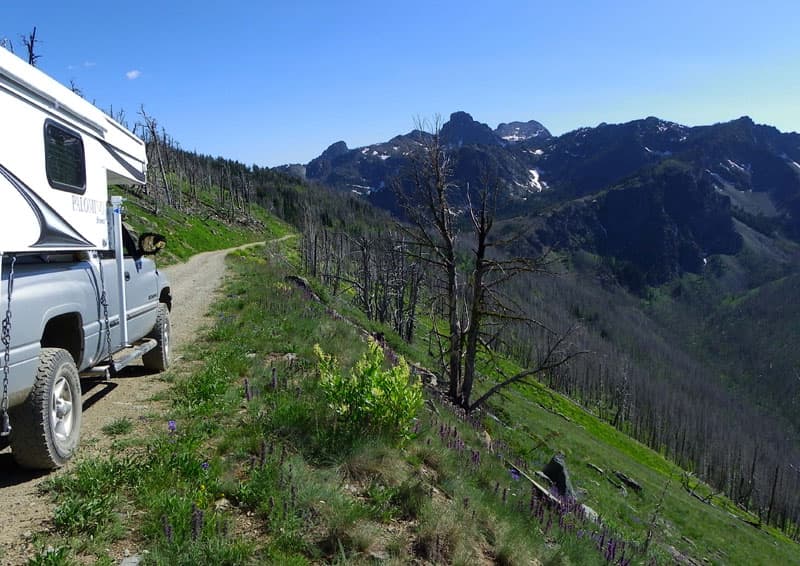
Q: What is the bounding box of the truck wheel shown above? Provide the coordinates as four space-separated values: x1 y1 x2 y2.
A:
10 348 82 469
142 303 170 371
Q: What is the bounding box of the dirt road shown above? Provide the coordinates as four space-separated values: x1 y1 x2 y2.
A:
0 242 263 563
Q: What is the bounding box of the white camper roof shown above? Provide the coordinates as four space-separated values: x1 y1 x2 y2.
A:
0 48 146 185
1 49 149 253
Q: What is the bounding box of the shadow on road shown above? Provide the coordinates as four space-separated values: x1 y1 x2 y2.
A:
0 453 49 487
80 366 157 411
0 366 158 486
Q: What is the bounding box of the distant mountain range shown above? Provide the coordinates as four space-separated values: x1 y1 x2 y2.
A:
279 111 800 289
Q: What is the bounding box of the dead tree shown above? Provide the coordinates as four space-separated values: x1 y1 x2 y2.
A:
21 27 41 66
397 117 582 411
139 106 172 212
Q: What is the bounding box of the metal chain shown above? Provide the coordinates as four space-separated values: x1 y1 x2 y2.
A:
97 253 113 362
1 255 17 437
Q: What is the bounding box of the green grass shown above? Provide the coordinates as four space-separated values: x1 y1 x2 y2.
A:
101 417 133 436
33 230 800 565
112 187 270 265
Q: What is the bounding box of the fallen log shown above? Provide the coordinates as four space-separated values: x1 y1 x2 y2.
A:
614 470 643 493
504 458 561 507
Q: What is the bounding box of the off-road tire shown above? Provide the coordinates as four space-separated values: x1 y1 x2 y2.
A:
9 348 82 469
142 303 170 371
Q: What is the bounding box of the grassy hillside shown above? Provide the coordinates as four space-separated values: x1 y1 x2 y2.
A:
28 231 800 565
111 186 288 265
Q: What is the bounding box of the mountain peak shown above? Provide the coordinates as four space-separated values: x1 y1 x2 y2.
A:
305 140 350 179
495 120 551 143
440 111 500 147
321 140 349 158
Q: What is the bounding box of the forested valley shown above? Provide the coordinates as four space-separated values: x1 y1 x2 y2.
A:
121 111 800 541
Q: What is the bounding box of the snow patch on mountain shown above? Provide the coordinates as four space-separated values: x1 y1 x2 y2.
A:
350 184 375 195
726 159 748 173
526 169 547 192
644 146 672 157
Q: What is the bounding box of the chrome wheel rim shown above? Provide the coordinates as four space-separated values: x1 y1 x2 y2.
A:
50 374 74 442
162 319 170 361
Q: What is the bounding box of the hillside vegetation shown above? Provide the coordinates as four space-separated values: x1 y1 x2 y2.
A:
29 227 800 564
292 113 800 536
22 120 799 563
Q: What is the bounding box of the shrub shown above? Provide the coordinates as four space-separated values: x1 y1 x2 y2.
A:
314 339 423 442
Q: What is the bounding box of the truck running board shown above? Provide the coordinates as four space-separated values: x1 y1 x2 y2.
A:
81 338 157 379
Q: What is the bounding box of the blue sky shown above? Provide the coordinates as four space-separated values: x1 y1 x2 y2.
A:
4 1 799 166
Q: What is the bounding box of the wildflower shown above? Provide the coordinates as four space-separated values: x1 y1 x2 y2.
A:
161 514 173 542
167 420 177 433
510 468 521 481
201 461 210 470
191 503 204 541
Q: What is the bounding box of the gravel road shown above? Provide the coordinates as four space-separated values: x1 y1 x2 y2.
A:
0 242 262 563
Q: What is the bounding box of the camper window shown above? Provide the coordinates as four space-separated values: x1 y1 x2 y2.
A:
44 120 86 194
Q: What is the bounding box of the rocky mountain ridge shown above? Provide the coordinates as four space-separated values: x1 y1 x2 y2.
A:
286 111 800 288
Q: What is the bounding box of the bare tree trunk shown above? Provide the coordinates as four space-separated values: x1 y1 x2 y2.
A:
767 465 780 526
139 106 171 214
21 27 41 66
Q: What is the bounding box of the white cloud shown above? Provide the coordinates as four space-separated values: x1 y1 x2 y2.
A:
125 69 141 80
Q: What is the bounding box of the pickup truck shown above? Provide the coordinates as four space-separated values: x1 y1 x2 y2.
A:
1 221 171 469
1 47 172 469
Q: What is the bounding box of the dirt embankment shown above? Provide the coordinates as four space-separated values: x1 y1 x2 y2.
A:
0 242 263 563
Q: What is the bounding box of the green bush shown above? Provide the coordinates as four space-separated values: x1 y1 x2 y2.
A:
314 339 422 442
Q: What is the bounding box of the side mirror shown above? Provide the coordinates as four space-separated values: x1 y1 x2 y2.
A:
139 233 167 255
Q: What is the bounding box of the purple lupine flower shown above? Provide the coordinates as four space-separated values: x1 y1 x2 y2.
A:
191 503 204 541
167 420 177 433
605 539 617 562
162 515 173 542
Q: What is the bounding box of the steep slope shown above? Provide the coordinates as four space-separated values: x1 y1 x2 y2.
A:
533 161 742 287
286 112 800 538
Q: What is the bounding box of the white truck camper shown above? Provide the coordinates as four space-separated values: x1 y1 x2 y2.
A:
0 48 171 469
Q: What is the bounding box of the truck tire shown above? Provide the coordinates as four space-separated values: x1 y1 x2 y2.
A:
142 303 170 371
10 348 82 469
